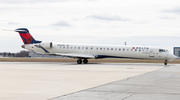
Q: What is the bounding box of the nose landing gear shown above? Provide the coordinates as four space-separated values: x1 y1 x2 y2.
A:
164 60 167 65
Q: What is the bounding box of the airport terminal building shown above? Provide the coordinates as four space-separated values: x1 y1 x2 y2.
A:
174 47 180 57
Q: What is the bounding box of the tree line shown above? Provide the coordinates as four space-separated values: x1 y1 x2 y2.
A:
0 50 30 57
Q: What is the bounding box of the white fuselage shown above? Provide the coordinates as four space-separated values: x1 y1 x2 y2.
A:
23 42 177 60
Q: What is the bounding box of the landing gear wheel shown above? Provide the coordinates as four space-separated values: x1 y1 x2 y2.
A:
164 60 167 65
77 59 82 64
83 59 88 64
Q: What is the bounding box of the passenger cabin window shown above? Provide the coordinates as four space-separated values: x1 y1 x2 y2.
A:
100 48 102 50
82 47 84 49
96 48 98 50
74 47 76 49
115 48 117 50
111 48 113 50
86 47 88 49
67 47 69 49
127 49 129 51
91 47 93 50
123 49 125 51
71 47 72 49
78 47 80 49
107 48 109 50
63 46 65 49
119 48 121 51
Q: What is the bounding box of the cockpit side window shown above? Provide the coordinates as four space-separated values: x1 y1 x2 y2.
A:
159 49 167 52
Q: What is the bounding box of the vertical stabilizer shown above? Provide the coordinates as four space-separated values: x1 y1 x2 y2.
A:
15 28 41 44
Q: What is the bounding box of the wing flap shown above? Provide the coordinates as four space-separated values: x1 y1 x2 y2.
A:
55 53 95 59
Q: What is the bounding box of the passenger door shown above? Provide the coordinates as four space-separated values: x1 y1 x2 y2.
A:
149 49 154 57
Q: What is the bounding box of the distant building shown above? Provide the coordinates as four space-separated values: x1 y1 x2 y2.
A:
0 53 3 57
29 52 66 58
0 52 14 57
174 47 180 57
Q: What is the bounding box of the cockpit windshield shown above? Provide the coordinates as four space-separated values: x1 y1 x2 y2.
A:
159 49 168 52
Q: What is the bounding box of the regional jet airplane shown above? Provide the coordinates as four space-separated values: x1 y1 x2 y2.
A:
15 28 177 65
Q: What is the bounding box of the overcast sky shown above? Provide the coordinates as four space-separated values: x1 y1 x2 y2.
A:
0 0 180 53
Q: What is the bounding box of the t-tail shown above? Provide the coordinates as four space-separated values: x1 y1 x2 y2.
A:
15 28 41 44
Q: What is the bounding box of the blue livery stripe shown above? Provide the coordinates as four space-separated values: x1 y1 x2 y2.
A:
39 46 50 53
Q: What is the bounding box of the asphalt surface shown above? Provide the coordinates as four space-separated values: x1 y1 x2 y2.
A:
0 62 179 100
51 64 180 100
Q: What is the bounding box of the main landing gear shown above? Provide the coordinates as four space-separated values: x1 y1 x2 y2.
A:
164 60 167 65
77 59 88 64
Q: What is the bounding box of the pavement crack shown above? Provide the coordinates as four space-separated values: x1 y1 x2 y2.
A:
122 93 136 100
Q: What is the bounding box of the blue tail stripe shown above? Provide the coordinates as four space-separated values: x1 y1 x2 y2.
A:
31 39 41 44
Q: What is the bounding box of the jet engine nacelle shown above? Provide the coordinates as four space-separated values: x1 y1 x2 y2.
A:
38 42 53 49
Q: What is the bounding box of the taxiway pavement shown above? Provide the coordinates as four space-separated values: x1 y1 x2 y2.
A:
0 62 174 100
51 64 180 100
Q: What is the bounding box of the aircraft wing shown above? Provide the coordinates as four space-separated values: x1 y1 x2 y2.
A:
55 53 95 59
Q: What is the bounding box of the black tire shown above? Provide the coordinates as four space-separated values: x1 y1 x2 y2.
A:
83 59 88 64
164 60 167 65
77 59 82 64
